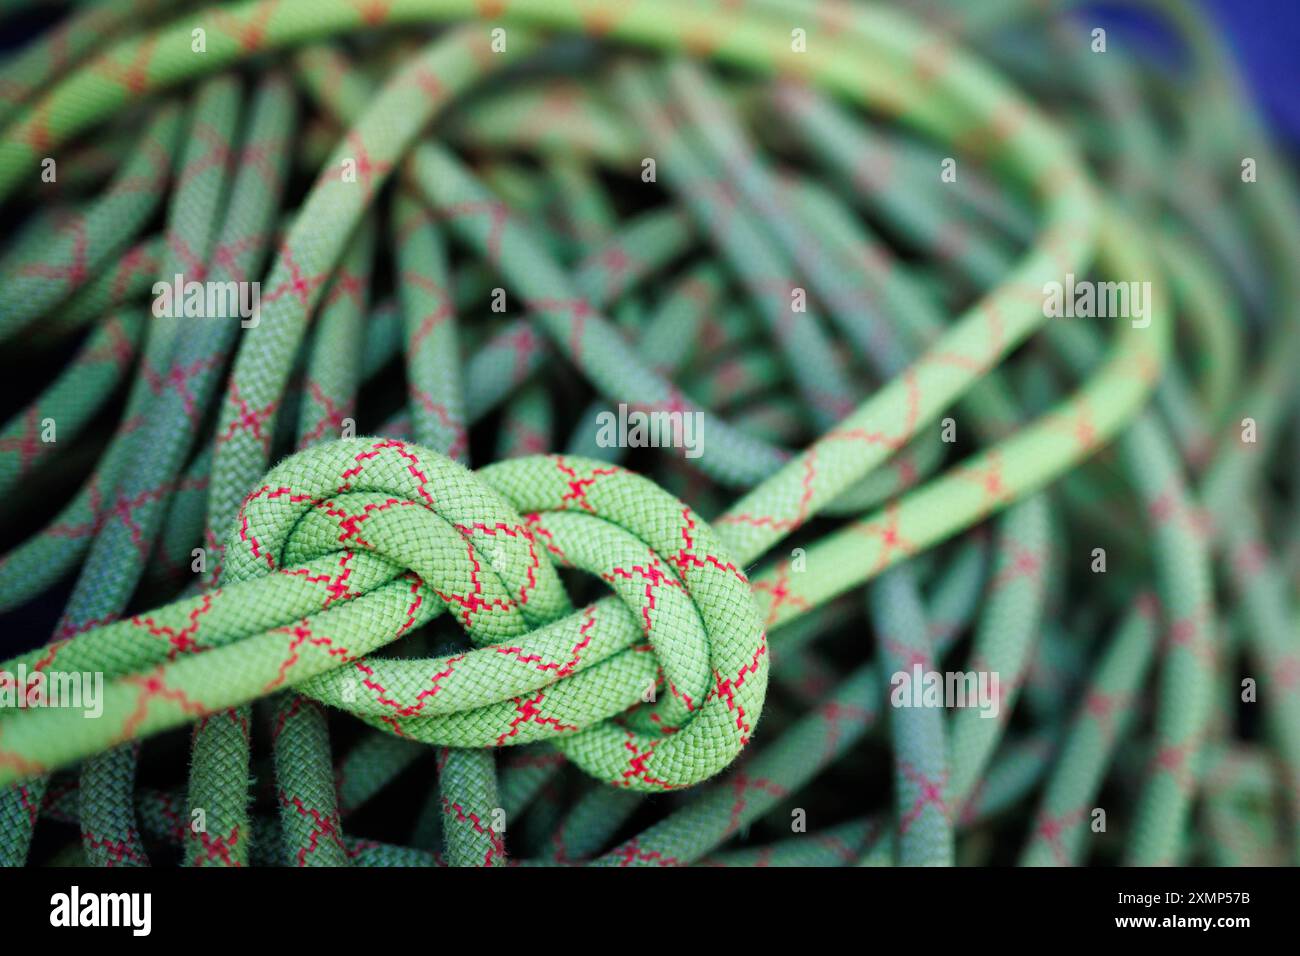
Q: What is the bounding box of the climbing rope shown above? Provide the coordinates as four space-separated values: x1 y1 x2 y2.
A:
0 0 1296 869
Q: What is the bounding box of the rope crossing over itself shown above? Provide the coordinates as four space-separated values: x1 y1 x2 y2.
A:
0 0 1295 869
0 438 767 790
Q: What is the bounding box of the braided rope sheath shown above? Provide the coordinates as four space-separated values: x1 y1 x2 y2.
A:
0 0 1296 869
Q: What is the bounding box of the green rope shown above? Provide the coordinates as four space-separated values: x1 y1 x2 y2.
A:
0 0 1296 869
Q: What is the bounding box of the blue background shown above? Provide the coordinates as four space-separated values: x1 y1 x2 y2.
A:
1204 0 1300 147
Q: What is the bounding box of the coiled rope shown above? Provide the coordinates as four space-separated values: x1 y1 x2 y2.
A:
0 0 1296 868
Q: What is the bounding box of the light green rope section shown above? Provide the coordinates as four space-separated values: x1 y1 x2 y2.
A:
392 193 466 462
391 157 497 868
437 747 505 867
870 565 953 865
177 73 299 869
202 27 540 578
72 72 246 871
272 695 349 867
0 0 189 130
261 216 378 869
0 0 1097 832
0 103 183 343
0 310 143 499
0 0 1295 871
0 439 767 793
947 496 1051 812
1021 600 1158 866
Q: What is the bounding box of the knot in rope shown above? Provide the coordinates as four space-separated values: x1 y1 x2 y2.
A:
228 438 768 790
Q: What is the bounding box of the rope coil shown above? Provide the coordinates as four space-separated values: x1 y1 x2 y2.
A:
0 0 1294 868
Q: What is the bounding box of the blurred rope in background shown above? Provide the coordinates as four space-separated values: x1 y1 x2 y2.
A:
0 0 1295 868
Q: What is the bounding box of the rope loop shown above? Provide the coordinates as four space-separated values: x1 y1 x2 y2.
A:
230 438 768 790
